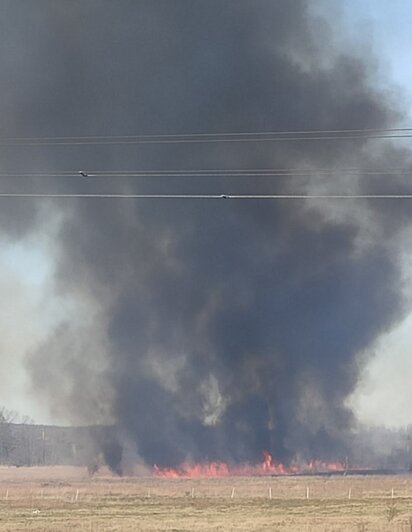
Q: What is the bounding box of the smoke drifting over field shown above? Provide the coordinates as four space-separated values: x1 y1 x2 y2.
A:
0 1 411 470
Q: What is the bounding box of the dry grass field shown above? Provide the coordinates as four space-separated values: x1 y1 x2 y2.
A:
1 467 412 530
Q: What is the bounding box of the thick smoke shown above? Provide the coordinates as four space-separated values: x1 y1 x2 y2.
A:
0 1 411 470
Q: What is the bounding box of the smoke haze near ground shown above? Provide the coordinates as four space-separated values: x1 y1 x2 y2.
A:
0 1 412 469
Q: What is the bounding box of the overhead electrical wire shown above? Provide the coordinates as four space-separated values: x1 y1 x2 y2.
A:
0 167 410 198
1 193 412 199
0 168 411 178
0 128 410 195
0 127 412 146
3 126 412 140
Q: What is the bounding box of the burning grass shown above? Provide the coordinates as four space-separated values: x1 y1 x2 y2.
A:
1 467 412 530
152 451 346 478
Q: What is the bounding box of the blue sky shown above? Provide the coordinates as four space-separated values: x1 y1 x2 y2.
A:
343 0 412 110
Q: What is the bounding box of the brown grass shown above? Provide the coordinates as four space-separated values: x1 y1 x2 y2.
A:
1 467 412 530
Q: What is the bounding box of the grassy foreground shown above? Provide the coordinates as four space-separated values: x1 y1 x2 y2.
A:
1 468 412 530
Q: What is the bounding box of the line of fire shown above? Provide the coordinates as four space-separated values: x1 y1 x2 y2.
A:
2 422 412 478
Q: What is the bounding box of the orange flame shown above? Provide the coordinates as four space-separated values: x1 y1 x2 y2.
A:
153 451 345 478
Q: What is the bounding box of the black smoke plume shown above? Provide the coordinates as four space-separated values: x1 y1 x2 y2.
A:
0 1 411 471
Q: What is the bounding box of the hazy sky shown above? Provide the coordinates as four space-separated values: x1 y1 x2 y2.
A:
340 0 412 428
343 0 412 108
1 1 412 437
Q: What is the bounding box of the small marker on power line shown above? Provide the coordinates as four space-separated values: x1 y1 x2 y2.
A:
78 171 88 177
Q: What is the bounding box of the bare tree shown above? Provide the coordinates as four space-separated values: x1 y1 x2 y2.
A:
0 406 17 463
0 407 18 424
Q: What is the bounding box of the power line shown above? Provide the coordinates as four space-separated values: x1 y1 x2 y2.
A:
80 168 411 174
1 193 412 199
0 127 412 146
0 134 411 146
0 168 411 178
1 126 412 141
